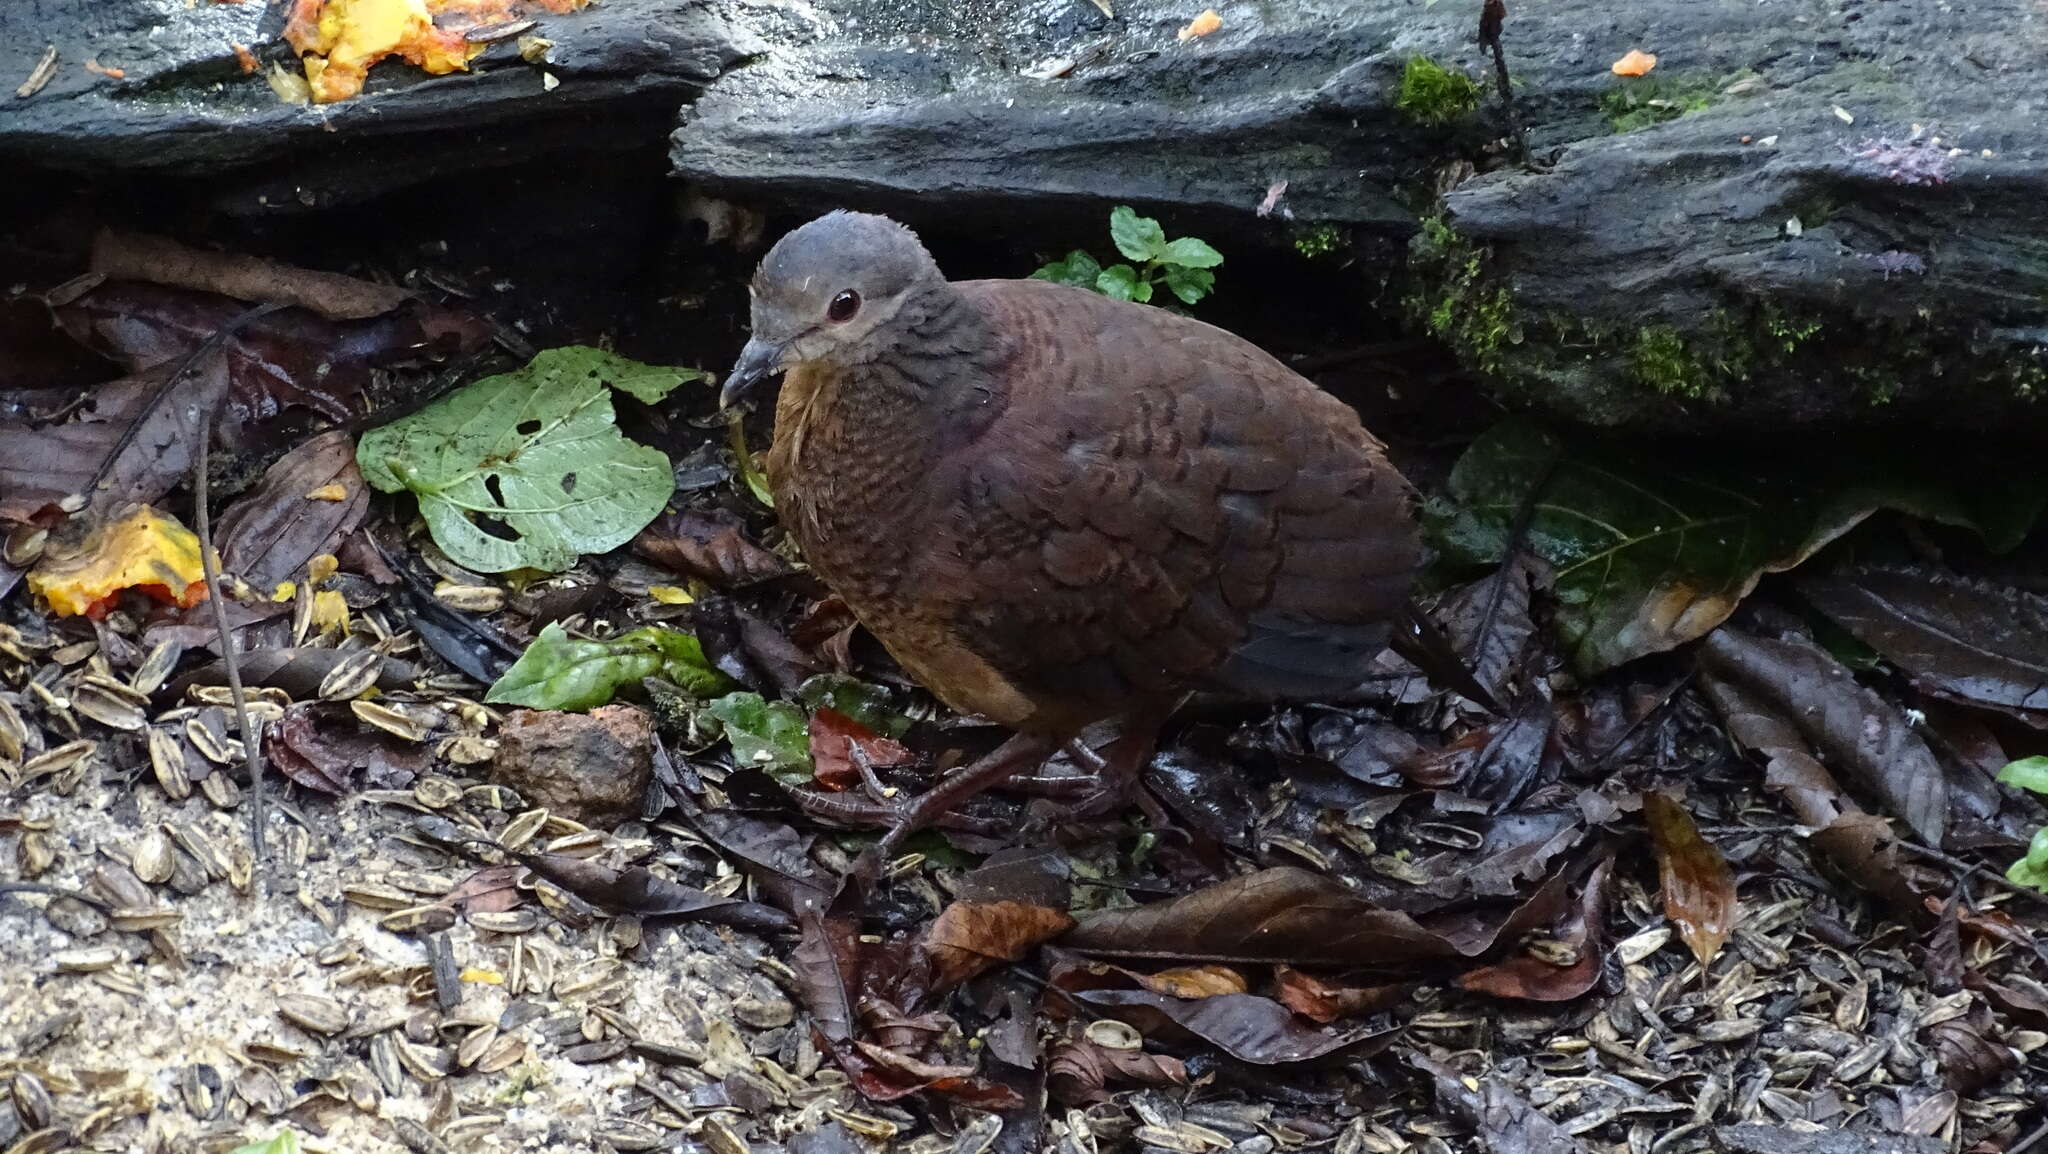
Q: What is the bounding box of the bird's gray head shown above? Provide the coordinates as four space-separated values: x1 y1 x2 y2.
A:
721 211 945 409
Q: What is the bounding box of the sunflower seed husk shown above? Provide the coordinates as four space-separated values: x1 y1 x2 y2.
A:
435 584 505 612
3 524 46 567
148 727 193 801
456 1024 501 1068
130 829 175 884
353 700 434 742
185 711 243 766
70 682 147 731
201 769 243 809
499 808 549 850
5 1128 69 1154
16 829 56 877
381 905 458 935
130 639 184 696
24 739 96 780
598 1119 668 1152
109 906 183 932
166 822 229 881
245 1036 317 1064
0 695 26 761
54 946 122 972
280 993 352 1036
468 909 538 934
412 775 463 809
10 1071 53 1130
235 1063 288 1114
318 649 386 701
342 884 416 911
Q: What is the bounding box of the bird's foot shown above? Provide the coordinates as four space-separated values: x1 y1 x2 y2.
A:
871 731 1060 861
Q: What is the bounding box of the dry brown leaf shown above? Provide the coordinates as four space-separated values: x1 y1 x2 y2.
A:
922 900 1075 992
1139 964 1248 999
1641 792 1737 967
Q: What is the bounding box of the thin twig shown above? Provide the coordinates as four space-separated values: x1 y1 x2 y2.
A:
185 300 288 892
1895 839 2048 911
1477 0 1527 166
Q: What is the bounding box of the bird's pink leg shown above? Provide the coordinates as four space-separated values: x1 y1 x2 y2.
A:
873 731 1063 860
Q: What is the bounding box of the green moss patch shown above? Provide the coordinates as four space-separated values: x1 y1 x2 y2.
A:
1396 56 1482 128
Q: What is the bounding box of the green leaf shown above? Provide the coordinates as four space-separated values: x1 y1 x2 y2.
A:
1158 236 1224 269
2007 826 2048 893
1109 206 1167 262
1097 265 1149 302
795 673 911 738
1162 265 1216 304
1031 250 1104 288
1998 757 2048 796
706 692 812 783
485 622 732 711
357 347 681 573
607 360 710 405
231 1134 303 1154
1435 419 2008 674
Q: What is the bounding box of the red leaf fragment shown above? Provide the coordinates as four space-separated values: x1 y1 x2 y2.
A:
808 707 912 792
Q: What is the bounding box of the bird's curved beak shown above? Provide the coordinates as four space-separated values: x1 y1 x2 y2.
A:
720 338 788 412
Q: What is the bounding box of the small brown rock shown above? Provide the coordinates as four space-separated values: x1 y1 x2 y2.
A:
491 706 654 827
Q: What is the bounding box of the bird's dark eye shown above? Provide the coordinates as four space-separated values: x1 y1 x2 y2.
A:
827 290 861 323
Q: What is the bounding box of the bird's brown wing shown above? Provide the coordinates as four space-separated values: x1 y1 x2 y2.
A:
938 280 1421 725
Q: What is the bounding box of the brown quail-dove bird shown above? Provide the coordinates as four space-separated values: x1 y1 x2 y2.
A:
722 211 1490 855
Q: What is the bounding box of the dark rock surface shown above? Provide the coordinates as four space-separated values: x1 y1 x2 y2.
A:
1 0 753 208
673 0 2048 433
10 0 2044 431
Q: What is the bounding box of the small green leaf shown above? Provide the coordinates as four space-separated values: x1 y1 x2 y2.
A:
1031 250 1104 288
357 346 682 573
1097 264 1145 302
1997 757 2048 796
795 673 911 738
1159 236 1224 269
608 360 711 405
706 692 812 783
1162 265 1216 304
231 1133 303 1154
1109 206 1167 262
486 623 732 711
2007 826 2048 893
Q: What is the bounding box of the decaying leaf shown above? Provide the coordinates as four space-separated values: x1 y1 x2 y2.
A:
216 430 369 592
1046 1040 1186 1105
1271 967 1406 1023
1800 567 2048 721
89 229 411 320
921 900 1075 992
1063 866 1564 966
808 707 913 791
1436 420 2007 673
1697 627 1949 848
357 346 693 572
1072 989 1397 1065
1455 859 1611 1002
514 852 792 932
1641 793 1737 967
28 505 208 619
485 622 731 712
632 507 793 588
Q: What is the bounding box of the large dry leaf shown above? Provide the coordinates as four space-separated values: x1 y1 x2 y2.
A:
1698 663 1946 917
216 429 369 592
1641 793 1736 967
920 900 1075 993
1436 420 2020 673
1800 567 2048 720
1061 866 1566 966
1072 989 1398 1065
1454 858 1612 1002
1697 627 1949 848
